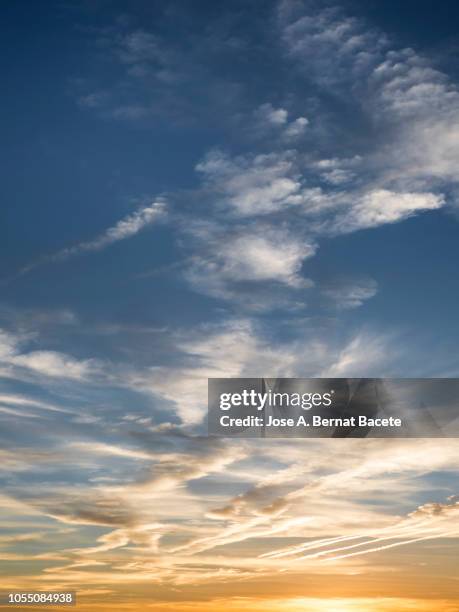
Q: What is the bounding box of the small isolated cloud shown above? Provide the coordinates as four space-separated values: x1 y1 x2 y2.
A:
322 277 378 309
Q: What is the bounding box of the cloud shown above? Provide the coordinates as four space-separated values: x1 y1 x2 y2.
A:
184 269 311 312
117 30 164 65
279 4 459 197
131 318 398 425
323 331 391 377
186 227 315 290
1 325 458 596
409 495 459 520
76 201 165 250
0 327 97 381
219 232 310 285
280 7 387 88
183 165 443 305
314 156 360 186
72 3 456 318
370 48 459 119
181 214 316 306
254 104 308 140
256 103 288 126
283 116 309 139
162 437 459 557
259 488 459 565
331 190 444 234
2 5 459 604
195 150 307 216
0 394 73 415
20 200 166 274
11 351 96 380
322 277 378 309
0 330 20 360
192 150 444 268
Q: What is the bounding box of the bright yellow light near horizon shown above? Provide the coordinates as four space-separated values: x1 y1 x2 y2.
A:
135 597 459 612
250 599 458 612
10 595 458 612
263 599 384 612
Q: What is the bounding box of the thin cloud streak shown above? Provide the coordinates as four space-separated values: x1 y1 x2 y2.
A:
324 531 459 563
19 200 166 275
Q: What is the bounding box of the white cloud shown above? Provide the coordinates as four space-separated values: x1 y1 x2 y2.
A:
323 332 391 377
370 49 458 118
256 103 288 126
194 148 445 237
0 394 73 415
182 220 316 305
196 150 304 216
132 317 397 424
280 9 387 88
133 319 303 424
322 167 354 185
254 104 308 140
0 330 20 360
280 5 459 198
333 189 444 234
57 200 166 257
11 351 96 380
283 116 309 139
183 11 452 311
0 327 97 381
21 200 166 274
314 157 360 186
195 150 342 220
188 155 445 304
216 230 315 287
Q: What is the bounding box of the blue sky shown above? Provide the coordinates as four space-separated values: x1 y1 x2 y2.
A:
2 0 459 362
0 2 459 610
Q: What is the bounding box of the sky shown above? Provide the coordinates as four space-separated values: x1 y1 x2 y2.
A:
0 1 459 610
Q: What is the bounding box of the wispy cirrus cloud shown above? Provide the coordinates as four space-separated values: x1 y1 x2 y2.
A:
20 200 166 275
0 327 98 381
321 277 378 309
